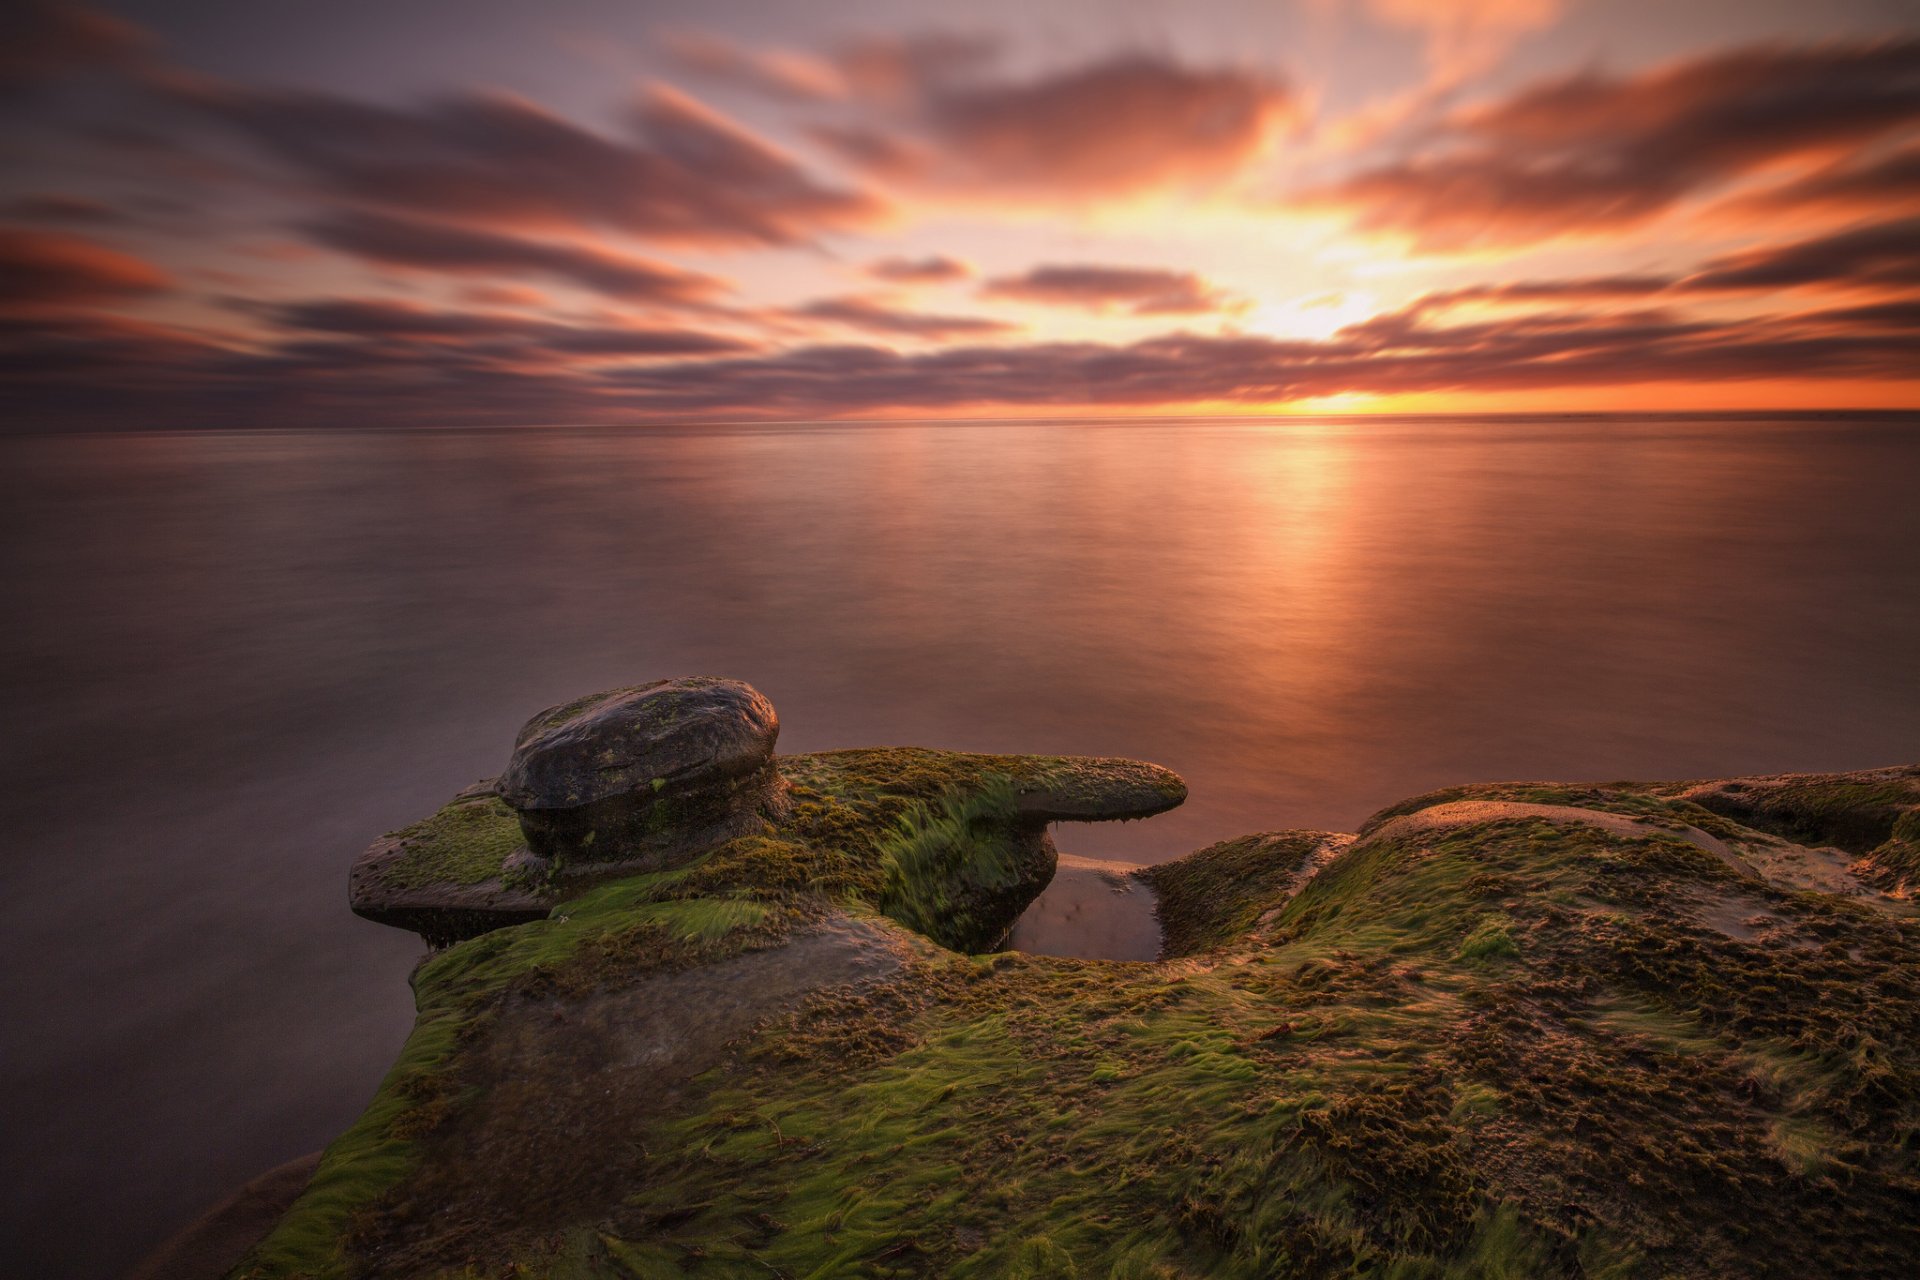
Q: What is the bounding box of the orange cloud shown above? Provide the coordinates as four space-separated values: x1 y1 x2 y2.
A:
786 295 1014 340
809 49 1296 202
177 77 884 248
255 297 754 358
1400 214 1920 314
13 277 1912 429
981 264 1239 315
866 254 972 283
0 228 169 310
661 30 847 102
1722 143 1920 221
0 1 150 91
303 211 728 305
1359 0 1560 79
1302 38 1920 250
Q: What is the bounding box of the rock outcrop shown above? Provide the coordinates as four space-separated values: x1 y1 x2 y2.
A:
288 688 1920 1280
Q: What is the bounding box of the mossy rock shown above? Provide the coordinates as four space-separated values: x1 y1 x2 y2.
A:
270 748 1920 1279
351 747 1187 949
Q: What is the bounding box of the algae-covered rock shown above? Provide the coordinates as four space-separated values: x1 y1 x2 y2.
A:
348 781 554 946
296 700 1920 1280
1678 764 1920 893
497 676 786 871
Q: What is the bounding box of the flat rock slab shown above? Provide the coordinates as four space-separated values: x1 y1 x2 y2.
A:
348 829 552 946
1012 758 1187 824
1366 799 1755 874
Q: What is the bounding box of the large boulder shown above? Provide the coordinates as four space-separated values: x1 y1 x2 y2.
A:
496 677 786 873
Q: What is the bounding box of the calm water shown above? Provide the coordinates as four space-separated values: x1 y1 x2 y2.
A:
3 416 1917 1276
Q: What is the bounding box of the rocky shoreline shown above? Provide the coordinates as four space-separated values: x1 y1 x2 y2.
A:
216 678 1918 1278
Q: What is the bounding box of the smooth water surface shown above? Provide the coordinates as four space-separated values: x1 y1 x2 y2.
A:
3 416 1917 1275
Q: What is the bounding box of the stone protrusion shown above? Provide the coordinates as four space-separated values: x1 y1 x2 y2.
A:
495 677 788 873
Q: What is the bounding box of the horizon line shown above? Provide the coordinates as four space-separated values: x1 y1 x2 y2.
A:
6 406 1918 437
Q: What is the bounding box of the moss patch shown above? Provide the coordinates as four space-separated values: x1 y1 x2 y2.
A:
1147 831 1331 957
372 794 526 890
877 777 1041 953
264 758 1920 1279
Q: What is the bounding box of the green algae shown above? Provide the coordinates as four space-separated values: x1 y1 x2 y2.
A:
1454 914 1519 962
359 748 1183 917
373 794 526 891
262 756 1920 1278
877 777 1034 953
1147 831 1329 957
241 872 800 1278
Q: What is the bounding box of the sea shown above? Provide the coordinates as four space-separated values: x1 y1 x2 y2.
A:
2 414 1916 1276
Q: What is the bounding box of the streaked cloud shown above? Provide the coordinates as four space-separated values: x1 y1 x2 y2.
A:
786 294 1014 339
661 30 848 103
1686 215 1920 292
255 297 755 358
303 211 729 305
1357 0 1561 80
2 193 123 223
2 3 1915 426
8 289 1912 429
175 78 885 248
813 50 1297 202
0 228 169 310
866 254 971 283
0 1 150 91
1404 215 1920 314
982 264 1239 315
1302 38 1920 249
1725 144 1920 220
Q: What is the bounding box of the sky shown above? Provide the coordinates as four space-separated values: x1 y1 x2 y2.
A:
2 0 1917 427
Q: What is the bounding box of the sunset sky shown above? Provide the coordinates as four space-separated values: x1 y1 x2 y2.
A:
3 0 1917 426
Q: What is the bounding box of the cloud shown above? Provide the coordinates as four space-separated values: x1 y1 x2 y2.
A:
303 211 728 304
0 1 151 92
831 33 1006 101
786 295 1014 340
177 78 884 248
1685 215 1920 292
1357 0 1561 80
866 254 971 283
2 193 122 223
811 50 1296 201
0 228 169 309
587 303 1920 416
668 30 1002 106
661 30 847 102
15 279 1912 430
256 297 755 357
1727 144 1920 219
1409 275 1678 312
982 264 1238 315
1403 214 1920 314
1302 38 1920 249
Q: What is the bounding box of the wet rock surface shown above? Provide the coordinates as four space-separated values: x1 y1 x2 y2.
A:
496 676 786 871
1005 852 1162 961
301 689 1920 1279
1009 758 1187 824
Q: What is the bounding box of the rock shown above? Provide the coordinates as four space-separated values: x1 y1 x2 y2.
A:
1010 757 1187 823
348 829 553 947
291 730 1920 1278
496 676 787 872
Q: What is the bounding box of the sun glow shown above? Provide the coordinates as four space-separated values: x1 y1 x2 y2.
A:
1243 290 1383 341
